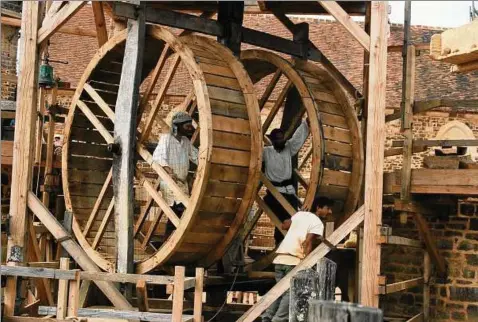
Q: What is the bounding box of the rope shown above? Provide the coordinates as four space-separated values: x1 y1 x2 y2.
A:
206 266 240 322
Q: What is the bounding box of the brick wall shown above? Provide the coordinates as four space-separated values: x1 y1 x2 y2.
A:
381 200 478 321
1 24 18 101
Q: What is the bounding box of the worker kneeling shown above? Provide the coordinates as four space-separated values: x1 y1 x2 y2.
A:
261 197 334 322
152 111 198 236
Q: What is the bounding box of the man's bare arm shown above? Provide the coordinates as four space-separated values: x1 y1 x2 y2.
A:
282 219 292 231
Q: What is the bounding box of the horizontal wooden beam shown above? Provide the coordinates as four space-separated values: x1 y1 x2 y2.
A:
406 312 424 322
379 235 423 248
38 2 88 43
0 265 195 286
379 277 424 294
388 43 429 52
2 16 97 37
38 306 194 322
384 146 427 157
414 139 478 147
394 199 434 215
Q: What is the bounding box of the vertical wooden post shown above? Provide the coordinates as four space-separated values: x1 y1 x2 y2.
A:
360 1 388 308
67 270 80 317
399 1 415 225
217 2 244 55
136 280 149 312
423 251 431 321
4 1 41 316
113 6 145 287
194 267 205 322
172 266 186 322
42 86 57 208
56 257 70 319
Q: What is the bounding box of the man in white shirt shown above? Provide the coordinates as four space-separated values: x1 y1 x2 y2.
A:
152 111 198 234
263 119 309 246
261 197 334 322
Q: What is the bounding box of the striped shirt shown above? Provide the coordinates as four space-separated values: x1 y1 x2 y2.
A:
152 133 198 206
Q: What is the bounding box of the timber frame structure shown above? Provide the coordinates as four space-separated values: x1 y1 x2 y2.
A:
2 1 478 321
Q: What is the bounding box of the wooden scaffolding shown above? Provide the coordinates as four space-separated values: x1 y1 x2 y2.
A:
2 1 478 321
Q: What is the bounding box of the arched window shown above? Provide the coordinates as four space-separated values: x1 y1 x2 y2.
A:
435 120 477 161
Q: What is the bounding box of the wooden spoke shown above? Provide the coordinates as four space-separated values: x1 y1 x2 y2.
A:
46 1 65 19
294 169 309 190
136 145 189 206
262 80 292 132
83 83 115 120
260 173 296 217
83 168 113 236
140 53 181 142
141 210 163 250
91 198 114 250
38 1 86 44
76 100 113 144
136 168 180 228
133 180 161 237
91 2 108 47
255 196 286 236
138 44 171 118
298 146 313 170
259 69 282 110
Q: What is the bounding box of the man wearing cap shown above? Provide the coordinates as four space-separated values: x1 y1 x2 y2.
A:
263 118 309 246
152 111 198 233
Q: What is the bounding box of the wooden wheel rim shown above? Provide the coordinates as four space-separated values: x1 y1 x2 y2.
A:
63 27 261 273
241 49 363 218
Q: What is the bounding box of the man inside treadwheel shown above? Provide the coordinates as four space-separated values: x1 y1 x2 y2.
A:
263 117 309 246
152 111 198 236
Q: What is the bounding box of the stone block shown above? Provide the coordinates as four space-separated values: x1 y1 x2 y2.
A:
450 286 478 302
458 240 477 251
470 218 478 231
466 254 478 266
459 203 476 216
437 239 454 250
451 311 466 321
445 230 463 237
468 305 478 320
463 269 476 279
466 233 478 241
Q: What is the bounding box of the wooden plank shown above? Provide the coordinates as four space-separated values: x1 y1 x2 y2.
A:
39 306 193 321
379 235 423 248
199 62 235 78
259 69 281 109
260 172 296 216
113 13 145 279
413 213 446 274
204 73 241 91
210 99 248 119
92 1 108 47
312 90 339 104
68 169 109 184
37 2 86 44
211 147 251 167
212 115 250 134
42 86 57 207
423 251 430 321
194 267 204 322
3 2 41 316
91 198 114 250
200 196 241 213
208 86 245 105
83 83 115 120
206 181 246 198
414 139 478 147
56 258 70 319
140 54 180 142
209 164 249 183
323 126 351 143
213 131 251 151
256 196 287 236
172 266 186 322
83 168 112 235
394 199 434 215
318 1 370 51
320 112 348 129
76 100 114 144
136 280 149 312
322 169 351 187
67 270 80 317
263 80 292 132
325 140 352 157
360 1 388 309
379 277 424 294
406 313 424 322
237 206 365 321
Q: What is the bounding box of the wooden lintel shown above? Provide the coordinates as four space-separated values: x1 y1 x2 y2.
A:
414 139 478 147
384 146 427 157
394 199 434 215
379 277 424 294
318 1 370 51
414 98 478 113
379 235 423 248
1 16 96 37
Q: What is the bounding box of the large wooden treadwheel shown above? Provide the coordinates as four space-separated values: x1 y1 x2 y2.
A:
241 50 363 224
62 27 261 273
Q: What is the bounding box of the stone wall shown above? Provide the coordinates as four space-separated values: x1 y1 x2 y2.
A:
381 199 478 321
1 24 18 101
